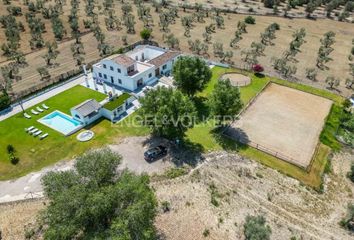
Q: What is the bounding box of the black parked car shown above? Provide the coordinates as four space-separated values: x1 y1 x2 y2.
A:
144 145 167 162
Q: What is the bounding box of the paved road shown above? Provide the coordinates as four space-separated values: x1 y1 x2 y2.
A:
0 74 89 121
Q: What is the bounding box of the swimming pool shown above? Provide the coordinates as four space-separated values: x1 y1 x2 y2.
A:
38 110 83 136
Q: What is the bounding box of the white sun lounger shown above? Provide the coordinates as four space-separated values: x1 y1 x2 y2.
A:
24 113 31 119
29 128 38 134
33 130 42 137
36 106 44 112
31 109 39 115
25 126 35 132
39 133 49 140
42 104 49 110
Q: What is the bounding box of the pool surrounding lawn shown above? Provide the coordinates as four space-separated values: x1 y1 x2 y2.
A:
38 110 83 136
0 67 345 189
0 86 108 180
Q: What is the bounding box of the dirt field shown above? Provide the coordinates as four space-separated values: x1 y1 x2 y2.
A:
0 1 353 97
1 149 353 240
0 199 46 239
227 83 332 167
221 73 251 86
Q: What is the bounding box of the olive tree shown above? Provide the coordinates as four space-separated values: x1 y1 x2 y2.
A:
139 87 197 138
172 56 212 97
31 149 158 239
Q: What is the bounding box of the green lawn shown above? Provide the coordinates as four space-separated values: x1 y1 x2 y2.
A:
0 66 344 187
187 66 344 189
0 85 148 180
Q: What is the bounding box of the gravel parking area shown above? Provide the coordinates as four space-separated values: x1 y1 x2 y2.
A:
110 137 173 174
227 83 332 168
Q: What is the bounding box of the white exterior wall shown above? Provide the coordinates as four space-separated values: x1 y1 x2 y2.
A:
92 46 180 91
101 101 133 120
93 59 136 91
93 61 156 91
131 66 156 86
159 56 180 76
127 47 165 62
70 109 102 126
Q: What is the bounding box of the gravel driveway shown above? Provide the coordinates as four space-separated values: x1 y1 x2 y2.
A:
0 136 174 203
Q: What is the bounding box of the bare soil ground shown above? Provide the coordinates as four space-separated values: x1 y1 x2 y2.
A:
221 73 251 86
0 199 45 240
154 150 354 240
227 83 332 167
0 1 353 96
170 0 354 20
2 149 353 240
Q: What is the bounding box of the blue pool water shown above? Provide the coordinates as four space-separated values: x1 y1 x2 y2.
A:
38 110 83 135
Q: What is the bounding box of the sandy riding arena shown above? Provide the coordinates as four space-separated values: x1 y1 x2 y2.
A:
226 83 332 168
221 73 251 86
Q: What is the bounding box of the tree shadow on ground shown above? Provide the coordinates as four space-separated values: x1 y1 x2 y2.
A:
193 96 210 123
168 138 204 167
83 117 105 130
211 126 250 152
326 87 341 94
254 73 265 78
142 136 204 168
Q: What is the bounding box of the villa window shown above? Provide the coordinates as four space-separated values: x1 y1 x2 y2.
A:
104 74 107 79
118 79 122 84
148 73 152 78
110 66 113 71
162 64 167 70
110 76 114 83
98 72 102 78
116 106 123 112
117 68 121 73
103 64 107 69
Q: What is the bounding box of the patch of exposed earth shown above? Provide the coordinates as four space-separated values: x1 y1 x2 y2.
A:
1 146 353 240
153 150 354 240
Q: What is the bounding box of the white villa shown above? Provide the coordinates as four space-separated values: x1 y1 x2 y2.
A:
70 93 135 125
92 45 181 92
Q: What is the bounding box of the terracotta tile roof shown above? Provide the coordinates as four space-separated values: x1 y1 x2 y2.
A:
148 51 181 67
112 55 136 67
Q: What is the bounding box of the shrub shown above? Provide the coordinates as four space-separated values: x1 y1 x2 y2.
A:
244 16 256 24
203 229 210 237
348 164 354 183
244 215 272 240
270 22 280 30
7 144 15 154
324 159 331 174
252 64 264 73
340 204 354 232
0 91 11 111
10 154 19 165
140 28 152 40
351 46 354 55
264 0 275 8
164 167 188 179
161 201 171 212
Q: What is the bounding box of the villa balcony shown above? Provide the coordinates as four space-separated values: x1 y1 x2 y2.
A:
127 70 139 76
